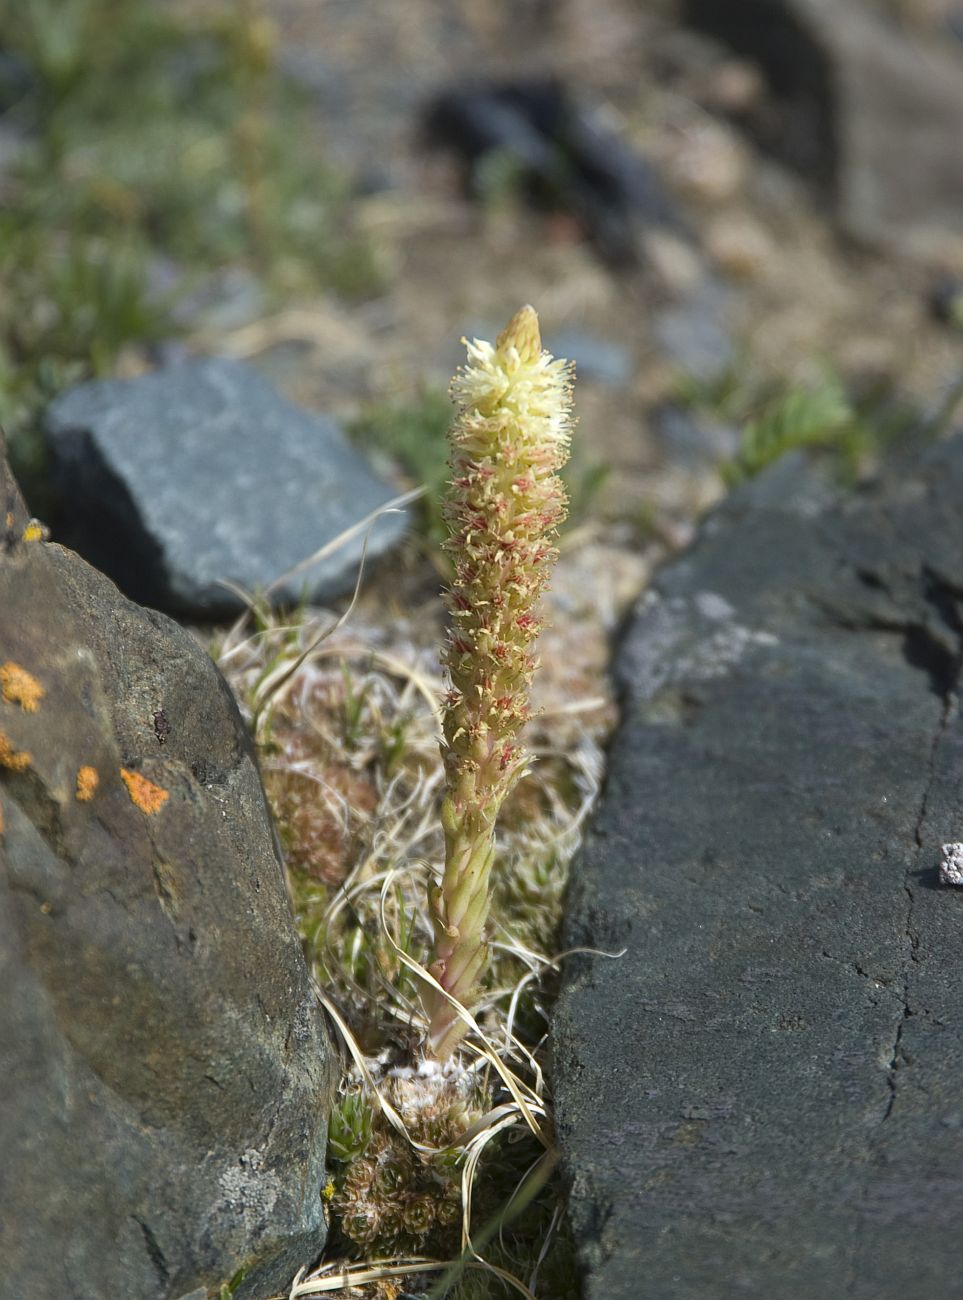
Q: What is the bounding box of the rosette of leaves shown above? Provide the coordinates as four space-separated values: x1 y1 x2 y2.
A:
330 1075 485 1257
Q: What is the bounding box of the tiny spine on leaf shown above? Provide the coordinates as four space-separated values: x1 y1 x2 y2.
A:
422 304 574 1059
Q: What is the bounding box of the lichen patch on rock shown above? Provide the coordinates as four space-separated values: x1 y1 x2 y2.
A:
0 730 31 771
75 765 99 802
0 661 45 712
119 767 170 815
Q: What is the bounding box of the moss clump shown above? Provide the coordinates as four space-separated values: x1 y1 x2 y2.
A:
330 1071 486 1259
263 715 379 887
334 1126 462 1257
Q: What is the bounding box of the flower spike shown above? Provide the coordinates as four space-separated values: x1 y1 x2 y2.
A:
423 305 574 1058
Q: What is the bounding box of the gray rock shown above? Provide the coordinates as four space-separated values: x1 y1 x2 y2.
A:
43 358 408 617
652 404 740 467
167 265 269 335
547 331 633 388
553 435 963 1296
683 0 963 254
0 118 28 181
653 281 734 383
0 449 337 1300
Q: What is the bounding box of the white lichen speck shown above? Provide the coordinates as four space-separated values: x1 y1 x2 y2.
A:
939 842 963 887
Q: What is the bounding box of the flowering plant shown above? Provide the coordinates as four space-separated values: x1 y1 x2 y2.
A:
423 305 574 1058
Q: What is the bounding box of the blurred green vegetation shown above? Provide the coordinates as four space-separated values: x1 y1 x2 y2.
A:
727 375 858 482
216 1263 248 1299
0 0 378 495
677 362 932 485
349 388 454 539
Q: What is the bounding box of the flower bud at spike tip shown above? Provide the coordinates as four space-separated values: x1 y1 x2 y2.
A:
497 304 542 363
422 305 574 1059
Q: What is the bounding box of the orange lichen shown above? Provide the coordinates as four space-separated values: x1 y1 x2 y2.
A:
120 767 169 815
21 521 45 543
0 731 31 771
76 765 99 802
1 662 45 712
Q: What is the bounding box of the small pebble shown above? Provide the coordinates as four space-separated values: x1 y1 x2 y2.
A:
706 59 767 115
666 122 747 205
939 842 963 886
707 214 774 279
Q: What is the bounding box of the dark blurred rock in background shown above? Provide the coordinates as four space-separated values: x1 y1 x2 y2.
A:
683 0 963 256
424 78 690 265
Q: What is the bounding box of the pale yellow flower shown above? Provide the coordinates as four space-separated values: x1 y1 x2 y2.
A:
423 305 574 1059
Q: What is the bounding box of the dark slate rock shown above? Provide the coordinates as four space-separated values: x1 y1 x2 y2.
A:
423 78 690 266
682 0 963 253
0 448 337 1300
929 274 963 329
553 435 963 1297
0 51 34 114
43 358 408 617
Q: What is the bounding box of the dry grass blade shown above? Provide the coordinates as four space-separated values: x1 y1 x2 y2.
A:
288 1255 539 1298
287 1256 441 1295
458 1111 530 1252
264 487 423 596
501 943 627 1050
286 642 443 728
426 1151 558 1300
252 534 371 725
217 617 314 668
